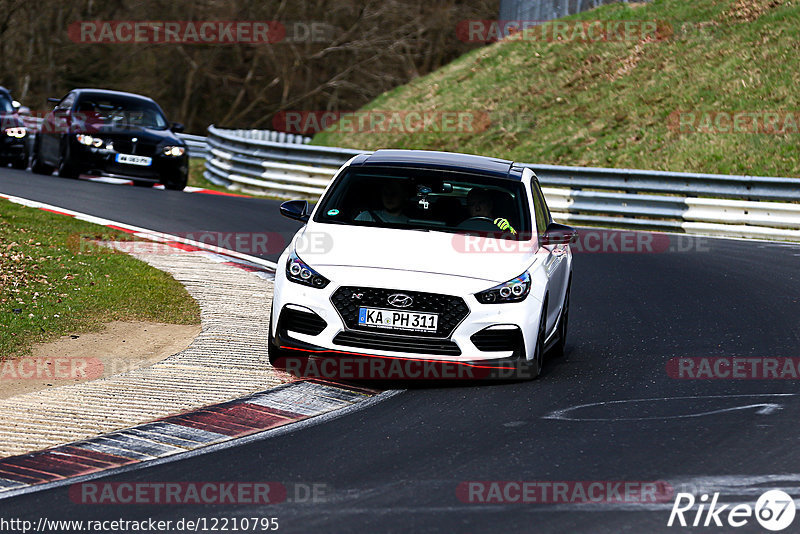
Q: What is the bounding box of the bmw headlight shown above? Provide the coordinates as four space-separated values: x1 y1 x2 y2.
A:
476 271 531 304
286 251 330 288
4 127 26 138
162 146 186 157
76 134 104 147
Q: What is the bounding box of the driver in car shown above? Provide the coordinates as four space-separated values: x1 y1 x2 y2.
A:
466 188 517 234
355 180 410 223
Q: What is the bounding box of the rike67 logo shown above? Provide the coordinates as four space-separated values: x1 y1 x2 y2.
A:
668 490 796 531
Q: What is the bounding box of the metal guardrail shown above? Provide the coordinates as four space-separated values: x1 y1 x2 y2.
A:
177 133 208 159
203 125 364 198
203 126 800 241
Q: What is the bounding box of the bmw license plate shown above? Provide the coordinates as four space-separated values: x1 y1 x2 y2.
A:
358 307 438 332
115 153 152 166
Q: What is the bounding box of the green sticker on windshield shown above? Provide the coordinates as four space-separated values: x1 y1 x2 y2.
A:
327 209 340 216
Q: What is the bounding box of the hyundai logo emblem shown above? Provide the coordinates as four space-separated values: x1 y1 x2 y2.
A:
387 293 413 308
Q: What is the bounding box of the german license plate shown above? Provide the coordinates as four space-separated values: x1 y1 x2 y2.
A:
115 153 152 166
358 307 438 332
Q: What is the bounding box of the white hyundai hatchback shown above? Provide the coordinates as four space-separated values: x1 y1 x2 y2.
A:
269 149 576 380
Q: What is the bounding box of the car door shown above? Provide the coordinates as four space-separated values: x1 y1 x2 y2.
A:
40 92 75 164
533 180 567 335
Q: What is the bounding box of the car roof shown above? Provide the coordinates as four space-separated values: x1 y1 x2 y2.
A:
72 88 157 103
350 149 525 180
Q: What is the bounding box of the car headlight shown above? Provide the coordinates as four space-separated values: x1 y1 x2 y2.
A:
162 146 186 157
476 271 531 304
4 127 26 138
76 134 104 147
286 251 330 288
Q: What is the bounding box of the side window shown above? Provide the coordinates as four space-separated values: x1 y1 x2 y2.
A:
531 181 549 238
57 93 75 111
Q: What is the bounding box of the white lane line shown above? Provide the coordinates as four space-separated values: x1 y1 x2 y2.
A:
543 393 798 421
0 192 278 270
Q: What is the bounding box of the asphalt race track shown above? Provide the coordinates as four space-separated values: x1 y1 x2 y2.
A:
1 169 799 533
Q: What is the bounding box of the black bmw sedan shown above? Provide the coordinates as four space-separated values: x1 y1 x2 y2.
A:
30 88 188 190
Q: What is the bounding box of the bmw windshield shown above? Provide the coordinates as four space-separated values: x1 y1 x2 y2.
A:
74 94 170 130
314 167 532 239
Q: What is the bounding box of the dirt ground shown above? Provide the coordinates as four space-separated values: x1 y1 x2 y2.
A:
0 321 200 399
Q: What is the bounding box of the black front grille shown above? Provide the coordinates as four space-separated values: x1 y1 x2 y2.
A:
278 307 327 336
471 327 524 354
331 286 469 338
333 331 461 356
107 137 159 156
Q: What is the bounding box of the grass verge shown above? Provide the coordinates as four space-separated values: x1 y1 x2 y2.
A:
314 0 800 178
0 199 200 359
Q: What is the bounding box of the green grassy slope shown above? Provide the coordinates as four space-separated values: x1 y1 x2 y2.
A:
314 0 800 177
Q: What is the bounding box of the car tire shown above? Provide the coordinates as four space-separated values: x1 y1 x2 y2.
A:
30 149 54 175
524 300 547 380
57 145 80 179
132 180 155 188
550 276 571 359
11 157 27 170
163 174 188 191
267 315 292 368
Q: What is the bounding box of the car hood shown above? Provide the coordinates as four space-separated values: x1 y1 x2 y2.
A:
295 222 536 285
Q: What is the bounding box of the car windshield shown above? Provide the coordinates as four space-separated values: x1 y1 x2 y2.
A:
74 94 169 130
0 94 15 113
314 166 531 239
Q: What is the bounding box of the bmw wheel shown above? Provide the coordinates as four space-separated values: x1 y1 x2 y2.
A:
57 144 79 179
30 142 54 175
163 174 187 191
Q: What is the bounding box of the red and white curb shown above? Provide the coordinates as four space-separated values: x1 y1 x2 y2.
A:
0 192 277 278
0 380 383 497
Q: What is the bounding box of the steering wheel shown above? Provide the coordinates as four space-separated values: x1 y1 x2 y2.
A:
456 216 498 231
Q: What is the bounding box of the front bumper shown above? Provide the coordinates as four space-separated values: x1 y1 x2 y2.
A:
0 136 28 161
271 261 543 369
68 141 188 182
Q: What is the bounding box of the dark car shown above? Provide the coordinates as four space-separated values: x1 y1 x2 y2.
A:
30 88 188 190
0 86 29 169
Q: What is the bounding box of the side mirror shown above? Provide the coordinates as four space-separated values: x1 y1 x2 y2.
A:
171 122 185 133
541 222 578 246
280 200 310 223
